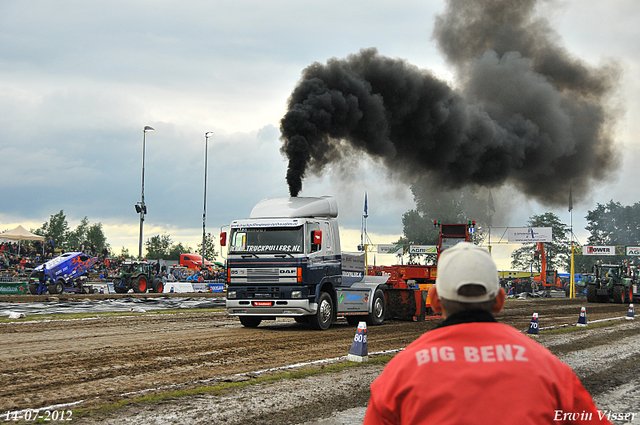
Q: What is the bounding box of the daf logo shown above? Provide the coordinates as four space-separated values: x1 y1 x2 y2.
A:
280 269 296 274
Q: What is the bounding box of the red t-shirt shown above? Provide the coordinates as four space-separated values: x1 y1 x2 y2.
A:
364 322 611 425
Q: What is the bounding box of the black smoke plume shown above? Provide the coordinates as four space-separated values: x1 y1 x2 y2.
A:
280 0 619 205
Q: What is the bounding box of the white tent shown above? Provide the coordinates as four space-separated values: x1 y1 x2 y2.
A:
0 225 44 255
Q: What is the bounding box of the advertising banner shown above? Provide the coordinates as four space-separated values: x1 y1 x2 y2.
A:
377 244 403 254
409 245 437 254
626 247 640 256
583 246 616 255
507 227 553 243
0 282 28 294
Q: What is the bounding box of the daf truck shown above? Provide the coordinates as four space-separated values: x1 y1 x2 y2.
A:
222 196 391 330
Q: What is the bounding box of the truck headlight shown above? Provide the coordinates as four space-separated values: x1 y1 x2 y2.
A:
227 291 237 299
291 290 302 299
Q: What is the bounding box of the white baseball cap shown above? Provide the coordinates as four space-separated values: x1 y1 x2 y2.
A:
435 242 499 303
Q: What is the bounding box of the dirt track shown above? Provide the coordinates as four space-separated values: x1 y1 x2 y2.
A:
1 296 638 424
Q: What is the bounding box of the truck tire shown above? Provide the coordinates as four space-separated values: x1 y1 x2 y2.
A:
48 279 64 295
586 284 597 303
366 289 386 326
309 292 333 330
29 283 39 295
132 276 148 293
239 316 262 328
612 285 624 304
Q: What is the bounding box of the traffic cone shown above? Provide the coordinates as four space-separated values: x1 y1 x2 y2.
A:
527 313 539 336
347 321 368 362
626 304 635 320
577 306 588 327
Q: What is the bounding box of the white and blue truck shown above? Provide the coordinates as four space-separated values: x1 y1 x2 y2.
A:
222 196 420 330
29 252 99 295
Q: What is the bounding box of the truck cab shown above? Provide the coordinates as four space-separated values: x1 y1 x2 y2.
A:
223 196 387 330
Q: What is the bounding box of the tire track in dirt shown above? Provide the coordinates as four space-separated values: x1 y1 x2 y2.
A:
1 297 635 422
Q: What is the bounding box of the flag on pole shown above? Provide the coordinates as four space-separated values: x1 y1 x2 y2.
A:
488 191 495 213
568 188 573 212
364 192 368 218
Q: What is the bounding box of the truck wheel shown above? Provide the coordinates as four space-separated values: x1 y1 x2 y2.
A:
366 289 386 326
612 285 624 304
132 276 147 293
239 316 262 328
29 283 39 295
586 284 597 303
114 286 128 294
309 292 333 330
48 279 64 295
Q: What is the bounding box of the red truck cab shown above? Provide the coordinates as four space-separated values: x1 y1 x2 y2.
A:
179 253 214 270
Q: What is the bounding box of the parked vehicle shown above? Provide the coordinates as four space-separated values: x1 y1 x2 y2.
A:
179 253 215 270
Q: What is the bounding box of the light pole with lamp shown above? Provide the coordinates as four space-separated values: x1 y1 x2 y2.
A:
136 125 154 260
202 131 214 272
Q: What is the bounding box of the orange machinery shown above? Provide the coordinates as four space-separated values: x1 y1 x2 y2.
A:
368 221 474 319
532 242 563 290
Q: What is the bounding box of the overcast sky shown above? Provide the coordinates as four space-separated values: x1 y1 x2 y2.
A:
1 0 639 269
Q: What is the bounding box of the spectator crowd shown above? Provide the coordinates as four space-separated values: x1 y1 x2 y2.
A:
0 240 225 284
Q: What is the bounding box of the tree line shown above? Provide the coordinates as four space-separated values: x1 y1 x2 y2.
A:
397 184 640 273
29 210 217 261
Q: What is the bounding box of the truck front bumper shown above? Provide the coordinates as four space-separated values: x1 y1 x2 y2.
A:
226 299 317 316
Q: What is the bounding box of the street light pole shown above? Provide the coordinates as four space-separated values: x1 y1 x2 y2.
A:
137 125 154 260
202 131 214 271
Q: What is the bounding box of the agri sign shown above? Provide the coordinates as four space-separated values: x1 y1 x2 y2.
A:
627 247 640 256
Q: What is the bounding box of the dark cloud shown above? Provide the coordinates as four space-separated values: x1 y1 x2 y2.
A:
280 0 620 206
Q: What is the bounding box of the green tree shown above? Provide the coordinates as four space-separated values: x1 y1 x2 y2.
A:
35 210 69 250
145 234 172 260
196 232 218 262
573 200 640 271
167 242 192 261
87 223 109 254
585 200 640 246
67 217 90 250
510 213 570 272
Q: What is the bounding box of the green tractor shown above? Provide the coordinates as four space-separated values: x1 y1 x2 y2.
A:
113 261 163 294
586 263 633 304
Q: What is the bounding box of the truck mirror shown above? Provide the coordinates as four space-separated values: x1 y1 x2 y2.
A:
220 232 227 246
312 230 322 247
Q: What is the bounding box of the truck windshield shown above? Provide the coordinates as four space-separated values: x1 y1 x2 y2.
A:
229 227 304 254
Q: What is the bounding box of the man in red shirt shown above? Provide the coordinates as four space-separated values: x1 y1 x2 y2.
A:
363 242 611 425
